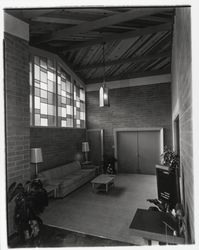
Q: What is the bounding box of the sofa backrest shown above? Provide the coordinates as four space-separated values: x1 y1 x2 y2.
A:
61 161 81 176
38 161 81 185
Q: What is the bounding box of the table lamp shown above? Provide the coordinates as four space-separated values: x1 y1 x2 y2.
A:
31 148 43 177
82 142 90 163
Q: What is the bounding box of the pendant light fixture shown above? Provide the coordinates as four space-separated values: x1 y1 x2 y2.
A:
99 42 110 107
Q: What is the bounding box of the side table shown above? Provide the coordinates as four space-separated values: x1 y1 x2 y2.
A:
45 185 57 198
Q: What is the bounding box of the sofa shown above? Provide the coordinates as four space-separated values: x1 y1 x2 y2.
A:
38 161 96 198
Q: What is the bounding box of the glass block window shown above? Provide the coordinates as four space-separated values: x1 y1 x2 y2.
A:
57 65 73 127
74 82 85 128
33 56 56 126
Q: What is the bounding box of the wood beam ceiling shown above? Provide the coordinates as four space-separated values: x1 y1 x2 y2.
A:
74 51 170 71
61 23 172 52
33 7 173 44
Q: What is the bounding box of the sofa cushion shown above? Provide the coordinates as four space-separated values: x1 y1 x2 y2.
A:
49 178 63 187
59 178 78 188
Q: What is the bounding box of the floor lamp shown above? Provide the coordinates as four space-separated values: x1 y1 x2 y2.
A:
31 148 43 178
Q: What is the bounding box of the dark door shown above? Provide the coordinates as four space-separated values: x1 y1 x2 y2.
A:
117 131 138 173
117 130 161 174
87 129 103 166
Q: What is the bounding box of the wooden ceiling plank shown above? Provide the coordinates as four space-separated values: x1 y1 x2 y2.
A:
140 15 171 23
109 25 137 31
35 7 173 44
62 22 172 52
152 57 171 70
75 50 170 72
107 39 135 61
119 36 147 60
133 32 166 56
145 32 171 55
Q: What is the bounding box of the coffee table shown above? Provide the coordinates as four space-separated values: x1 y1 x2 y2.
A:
91 174 115 193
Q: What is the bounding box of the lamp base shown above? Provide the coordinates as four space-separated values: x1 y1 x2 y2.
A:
84 152 89 162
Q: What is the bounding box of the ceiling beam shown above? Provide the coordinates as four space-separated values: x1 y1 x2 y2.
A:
86 68 170 84
86 74 171 92
61 22 172 52
34 7 173 44
74 51 170 71
108 25 137 31
31 16 85 25
21 9 57 19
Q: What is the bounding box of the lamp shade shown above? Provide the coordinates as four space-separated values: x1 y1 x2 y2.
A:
82 142 90 152
99 85 109 107
31 148 43 163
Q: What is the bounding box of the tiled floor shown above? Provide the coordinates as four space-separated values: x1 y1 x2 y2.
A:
41 174 157 246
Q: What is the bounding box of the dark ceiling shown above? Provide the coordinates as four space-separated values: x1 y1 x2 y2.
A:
5 7 175 84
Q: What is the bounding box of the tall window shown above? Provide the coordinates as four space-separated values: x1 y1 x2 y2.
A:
33 56 56 126
57 65 73 127
74 82 85 128
30 54 86 128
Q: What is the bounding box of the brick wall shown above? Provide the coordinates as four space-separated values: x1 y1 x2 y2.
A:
86 82 172 157
171 8 194 243
4 32 30 235
30 128 86 172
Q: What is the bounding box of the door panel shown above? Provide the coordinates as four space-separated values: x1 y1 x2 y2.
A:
138 131 160 175
116 130 161 174
117 131 138 173
87 130 103 166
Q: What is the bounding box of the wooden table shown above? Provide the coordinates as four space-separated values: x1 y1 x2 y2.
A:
91 174 115 192
129 209 185 245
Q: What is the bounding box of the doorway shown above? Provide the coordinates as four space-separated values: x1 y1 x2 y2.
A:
87 129 104 166
114 128 164 175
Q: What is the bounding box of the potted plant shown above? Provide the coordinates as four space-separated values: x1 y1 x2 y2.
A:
160 146 180 172
103 154 117 174
8 179 48 246
147 146 180 213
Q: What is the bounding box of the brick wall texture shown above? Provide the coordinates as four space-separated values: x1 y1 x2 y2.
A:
86 82 172 157
4 32 30 235
171 8 194 243
30 128 86 172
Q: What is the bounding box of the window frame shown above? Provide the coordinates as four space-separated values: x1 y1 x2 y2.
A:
29 47 86 129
